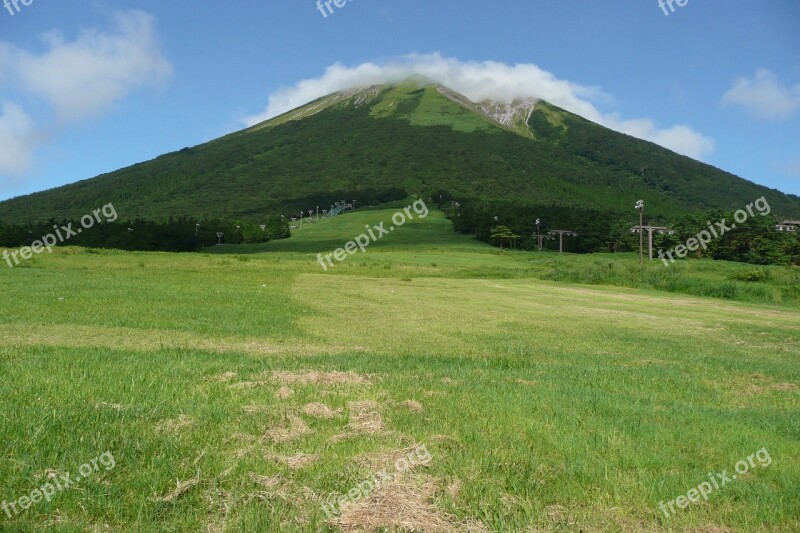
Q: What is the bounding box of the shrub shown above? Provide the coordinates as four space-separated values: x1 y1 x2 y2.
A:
732 268 770 282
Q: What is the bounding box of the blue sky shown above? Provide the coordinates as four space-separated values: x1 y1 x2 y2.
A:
0 0 798 202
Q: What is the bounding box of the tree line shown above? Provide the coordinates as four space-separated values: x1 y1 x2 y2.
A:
438 197 800 265
0 216 291 253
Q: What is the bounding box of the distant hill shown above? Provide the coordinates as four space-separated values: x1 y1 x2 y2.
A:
2 80 798 223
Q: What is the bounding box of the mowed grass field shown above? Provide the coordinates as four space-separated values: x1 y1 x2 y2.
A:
0 208 798 532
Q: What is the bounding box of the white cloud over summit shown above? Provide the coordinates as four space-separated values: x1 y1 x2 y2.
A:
244 54 715 160
0 10 171 179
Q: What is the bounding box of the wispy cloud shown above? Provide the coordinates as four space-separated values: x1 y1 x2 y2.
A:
722 69 800 120
778 158 800 178
244 54 715 160
0 9 171 178
0 102 38 178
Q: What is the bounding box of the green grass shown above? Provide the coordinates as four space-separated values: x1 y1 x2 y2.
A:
217 209 800 307
0 209 798 531
404 86 497 133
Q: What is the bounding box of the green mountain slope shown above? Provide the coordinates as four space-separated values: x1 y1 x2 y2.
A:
1 81 798 223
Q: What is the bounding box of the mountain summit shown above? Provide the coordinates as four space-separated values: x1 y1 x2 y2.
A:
253 81 540 140
1 80 798 223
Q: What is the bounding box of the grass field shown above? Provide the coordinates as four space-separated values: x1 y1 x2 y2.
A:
1 208 798 532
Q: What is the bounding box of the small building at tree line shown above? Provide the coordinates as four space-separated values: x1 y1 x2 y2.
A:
775 220 800 232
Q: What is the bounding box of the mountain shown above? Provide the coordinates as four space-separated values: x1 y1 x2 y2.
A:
1 80 798 224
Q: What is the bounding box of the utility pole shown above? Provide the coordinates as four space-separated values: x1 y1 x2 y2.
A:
548 230 577 253
631 225 674 261
635 200 645 265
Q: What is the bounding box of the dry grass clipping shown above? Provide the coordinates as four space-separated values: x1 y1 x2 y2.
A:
300 485 324 504
264 451 320 470
334 477 457 532
270 370 370 386
246 473 293 503
248 473 281 489
158 472 201 502
245 474 325 509
446 479 461 499
227 431 259 445
242 404 271 415
355 445 429 472
228 381 268 390
347 400 384 433
403 400 424 413
265 415 313 443
303 402 341 419
275 385 294 399
286 453 320 470
330 401 386 442
213 372 237 383
204 487 231 533
743 374 798 396
460 519 491 532
545 504 566 523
